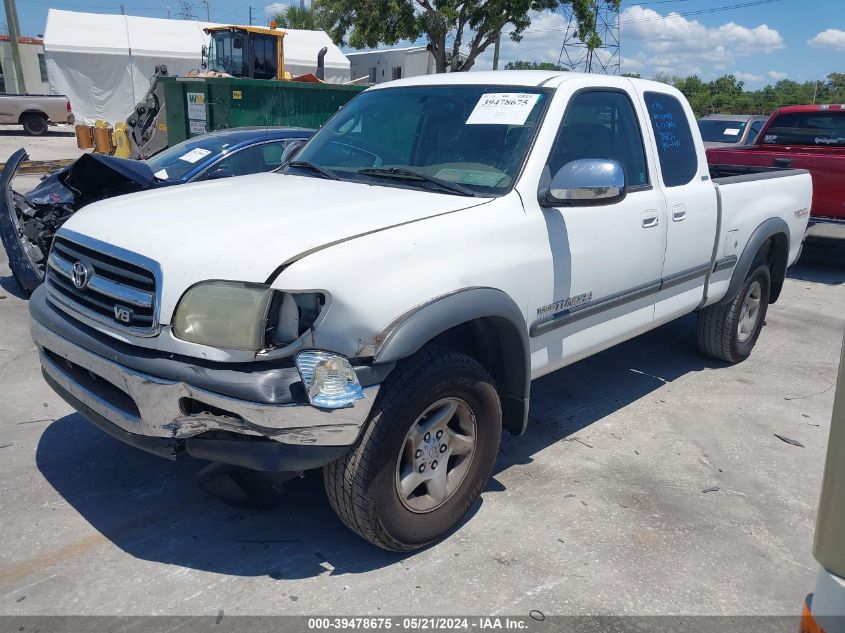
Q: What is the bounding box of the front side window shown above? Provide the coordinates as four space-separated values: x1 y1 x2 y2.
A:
208 30 247 77
748 119 765 144
644 92 697 187
760 111 845 147
290 85 550 196
546 90 649 188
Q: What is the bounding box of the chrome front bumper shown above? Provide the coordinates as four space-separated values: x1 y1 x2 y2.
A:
32 317 379 450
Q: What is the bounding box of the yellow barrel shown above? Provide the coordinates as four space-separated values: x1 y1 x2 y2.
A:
92 120 112 154
75 125 93 149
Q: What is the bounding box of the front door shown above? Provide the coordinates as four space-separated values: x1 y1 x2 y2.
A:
528 88 668 376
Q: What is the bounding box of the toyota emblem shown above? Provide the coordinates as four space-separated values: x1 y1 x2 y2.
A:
71 261 90 289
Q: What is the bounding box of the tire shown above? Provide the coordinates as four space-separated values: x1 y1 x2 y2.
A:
324 345 502 551
697 258 771 363
22 114 48 136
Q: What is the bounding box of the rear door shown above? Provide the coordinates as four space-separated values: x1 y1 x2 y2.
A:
639 89 718 323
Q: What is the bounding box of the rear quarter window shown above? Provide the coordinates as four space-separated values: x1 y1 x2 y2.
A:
644 92 698 187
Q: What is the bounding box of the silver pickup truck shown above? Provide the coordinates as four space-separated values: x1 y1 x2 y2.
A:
0 94 73 135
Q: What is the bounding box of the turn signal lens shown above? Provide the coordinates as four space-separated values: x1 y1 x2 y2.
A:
296 350 364 409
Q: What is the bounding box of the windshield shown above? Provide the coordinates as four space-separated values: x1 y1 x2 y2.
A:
207 30 248 77
698 119 747 143
760 111 845 147
289 85 550 196
146 135 235 181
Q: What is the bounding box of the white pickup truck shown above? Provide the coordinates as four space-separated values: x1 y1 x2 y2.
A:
30 72 812 551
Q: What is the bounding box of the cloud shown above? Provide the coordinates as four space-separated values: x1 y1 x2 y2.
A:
265 1 310 15
620 5 784 76
767 70 787 80
473 11 570 70
264 3 288 15
807 29 845 51
735 71 763 83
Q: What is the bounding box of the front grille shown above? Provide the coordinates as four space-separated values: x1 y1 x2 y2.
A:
45 236 158 334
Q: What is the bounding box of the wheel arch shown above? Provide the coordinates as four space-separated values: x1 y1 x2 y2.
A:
373 287 530 436
18 109 48 123
720 217 790 306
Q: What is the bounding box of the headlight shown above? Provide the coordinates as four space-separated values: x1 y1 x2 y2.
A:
173 281 272 351
296 350 364 409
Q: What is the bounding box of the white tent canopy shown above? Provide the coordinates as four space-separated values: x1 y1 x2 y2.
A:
43 9 351 124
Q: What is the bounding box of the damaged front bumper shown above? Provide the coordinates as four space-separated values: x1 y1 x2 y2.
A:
30 287 381 472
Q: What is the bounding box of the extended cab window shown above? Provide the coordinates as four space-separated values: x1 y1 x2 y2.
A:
644 92 697 187
546 90 649 188
760 111 845 147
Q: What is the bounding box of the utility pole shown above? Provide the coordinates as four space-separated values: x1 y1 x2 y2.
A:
201 0 210 21
3 0 26 94
120 4 125 14
249 6 253 25
492 34 500 70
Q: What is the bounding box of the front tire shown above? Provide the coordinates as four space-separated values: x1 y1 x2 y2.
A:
697 258 771 363
324 346 502 551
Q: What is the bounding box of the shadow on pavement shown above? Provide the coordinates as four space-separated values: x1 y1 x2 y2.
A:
36 314 719 578
788 237 845 286
0 129 75 138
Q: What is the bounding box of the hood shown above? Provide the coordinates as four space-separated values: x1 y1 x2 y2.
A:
26 153 156 209
60 173 490 319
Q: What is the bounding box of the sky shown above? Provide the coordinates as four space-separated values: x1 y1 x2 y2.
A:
11 0 845 88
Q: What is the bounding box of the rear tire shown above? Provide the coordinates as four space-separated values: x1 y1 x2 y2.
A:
324 345 502 551
22 114 48 136
697 258 770 363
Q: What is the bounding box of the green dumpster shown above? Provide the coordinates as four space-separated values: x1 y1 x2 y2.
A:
163 76 366 146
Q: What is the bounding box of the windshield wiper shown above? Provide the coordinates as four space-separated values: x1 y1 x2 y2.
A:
357 167 476 197
287 160 340 181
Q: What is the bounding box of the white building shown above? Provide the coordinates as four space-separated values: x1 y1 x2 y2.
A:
43 9 352 124
0 35 51 95
347 45 434 85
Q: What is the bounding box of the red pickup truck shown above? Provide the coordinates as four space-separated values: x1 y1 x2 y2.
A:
708 104 845 236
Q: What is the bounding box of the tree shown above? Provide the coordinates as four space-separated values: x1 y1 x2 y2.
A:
273 4 319 30
504 60 565 71
315 0 621 73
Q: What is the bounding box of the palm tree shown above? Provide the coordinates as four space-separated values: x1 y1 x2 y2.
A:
272 5 317 30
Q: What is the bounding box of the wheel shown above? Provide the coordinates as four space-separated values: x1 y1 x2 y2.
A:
324 345 502 551
22 114 48 136
697 258 770 363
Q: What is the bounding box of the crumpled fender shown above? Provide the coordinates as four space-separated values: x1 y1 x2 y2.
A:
0 148 42 294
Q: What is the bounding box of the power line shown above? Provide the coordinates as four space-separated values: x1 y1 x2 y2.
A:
524 0 785 33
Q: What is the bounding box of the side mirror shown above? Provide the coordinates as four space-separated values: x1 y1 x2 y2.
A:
541 158 626 206
205 167 234 180
281 140 307 166
201 44 208 70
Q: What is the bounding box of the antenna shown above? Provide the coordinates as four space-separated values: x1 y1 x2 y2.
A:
557 0 620 75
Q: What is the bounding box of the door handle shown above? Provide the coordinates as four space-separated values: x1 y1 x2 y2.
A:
672 205 687 222
774 157 792 168
642 210 659 228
